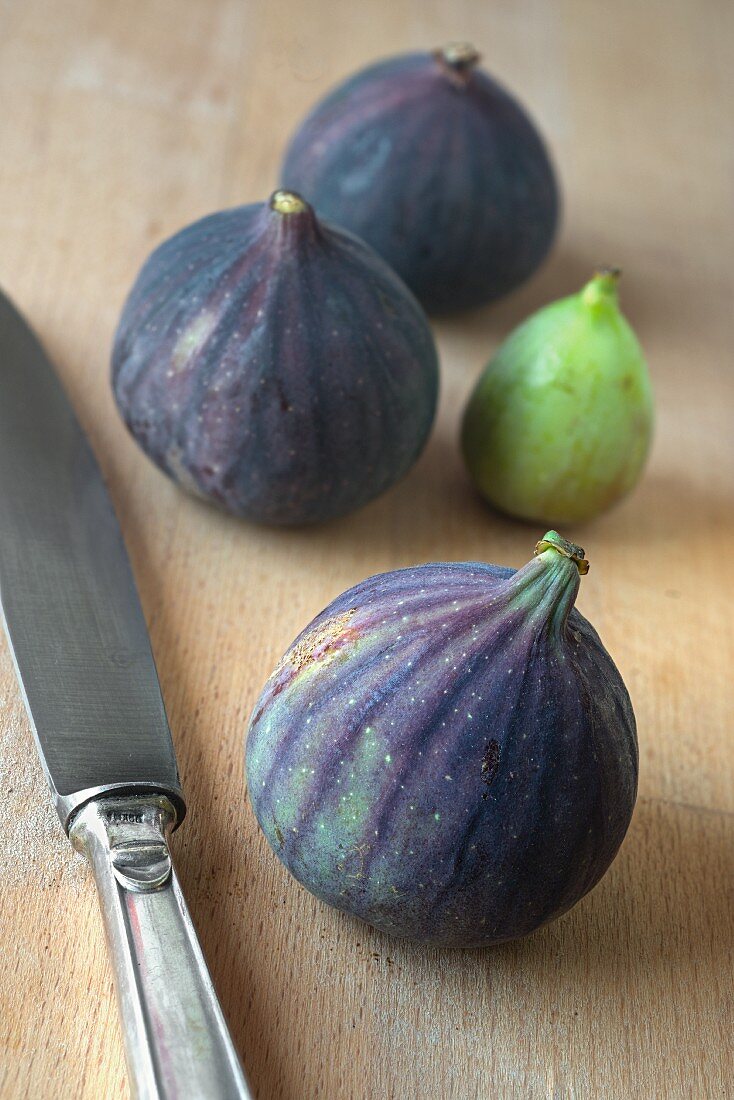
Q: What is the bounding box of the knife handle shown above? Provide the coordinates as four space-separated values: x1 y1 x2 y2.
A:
69 794 253 1100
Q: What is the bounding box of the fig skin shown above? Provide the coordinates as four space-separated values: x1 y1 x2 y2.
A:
246 533 638 947
280 45 559 314
462 269 654 524
112 191 439 525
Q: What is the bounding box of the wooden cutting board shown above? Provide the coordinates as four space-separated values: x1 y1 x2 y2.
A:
1 1 732 1096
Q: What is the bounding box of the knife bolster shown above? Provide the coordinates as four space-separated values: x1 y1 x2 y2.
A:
70 794 178 891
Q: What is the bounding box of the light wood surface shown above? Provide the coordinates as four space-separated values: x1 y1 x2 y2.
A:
1 1 732 1097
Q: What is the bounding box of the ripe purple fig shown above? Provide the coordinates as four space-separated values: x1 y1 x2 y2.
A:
246 532 637 947
281 45 559 313
112 191 439 524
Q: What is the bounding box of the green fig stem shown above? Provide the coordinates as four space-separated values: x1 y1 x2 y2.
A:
534 531 589 575
581 267 621 309
434 43 481 83
270 190 310 216
507 532 585 636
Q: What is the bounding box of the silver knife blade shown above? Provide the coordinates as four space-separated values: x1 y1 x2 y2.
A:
0 290 184 829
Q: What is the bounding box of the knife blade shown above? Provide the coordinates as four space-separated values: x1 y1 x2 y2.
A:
0 291 184 828
0 290 251 1099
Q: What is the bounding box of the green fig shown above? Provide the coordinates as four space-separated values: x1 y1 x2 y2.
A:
461 269 654 523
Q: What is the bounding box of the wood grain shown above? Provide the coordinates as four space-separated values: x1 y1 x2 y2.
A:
0 1 732 1096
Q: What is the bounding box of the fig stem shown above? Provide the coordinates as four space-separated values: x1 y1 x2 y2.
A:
534 531 589 575
434 43 481 83
270 190 309 216
582 267 621 308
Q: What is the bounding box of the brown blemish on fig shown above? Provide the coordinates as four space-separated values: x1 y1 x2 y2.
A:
276 379 293 413
481 739 501 797
283 608 361 675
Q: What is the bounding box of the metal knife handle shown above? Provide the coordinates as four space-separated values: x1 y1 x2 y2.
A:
69 795 253 1100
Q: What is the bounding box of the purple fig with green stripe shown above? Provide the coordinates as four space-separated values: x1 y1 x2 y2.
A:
245 533 637 947
111 190 439 524
280 44 559 313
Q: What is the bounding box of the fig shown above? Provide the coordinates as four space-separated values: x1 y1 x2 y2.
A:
245 532 637 947
112 190 439 524
462 269 654 524
280 44 559 314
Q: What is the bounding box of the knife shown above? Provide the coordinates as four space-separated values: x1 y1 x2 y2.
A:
0 290 252 1100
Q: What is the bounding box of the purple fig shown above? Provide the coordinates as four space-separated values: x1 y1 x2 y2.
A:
112 190 439 524
246 532 637 947
281 45 559 313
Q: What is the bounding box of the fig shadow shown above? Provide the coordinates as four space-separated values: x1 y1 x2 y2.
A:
175 416 505 562
432 241 679 350
389 792 734 976
434 245 600 344
572 469 734 551
232 794 734 1098
344 792 734 1026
